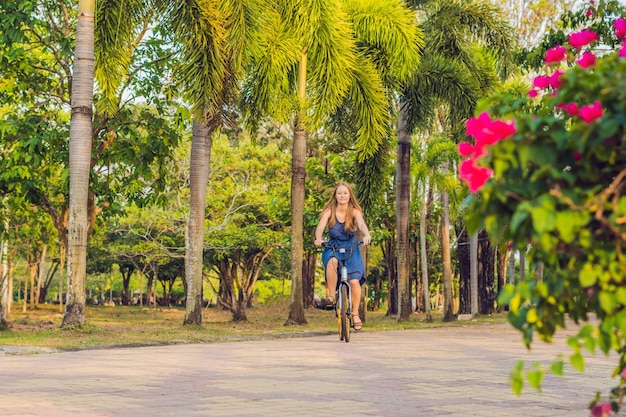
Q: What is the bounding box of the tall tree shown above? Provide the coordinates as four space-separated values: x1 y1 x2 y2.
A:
202 134 290 321
1 0 180 325
157 0 261 325
412 135 457 320
242 0 422 325
0 211 8 329
63 0 95 326
401 0 516 321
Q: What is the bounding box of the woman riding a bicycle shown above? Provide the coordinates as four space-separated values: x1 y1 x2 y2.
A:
314 181 371 331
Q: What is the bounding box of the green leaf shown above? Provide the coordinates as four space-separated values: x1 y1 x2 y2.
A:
498 284 516 305
510 205 530 232
579 263 597 287
530 205 556 234
599 291 617 314
509 292 522 314
615 287 626 305
554 211 585 243
510 361 525 395
615 310 626 333
550 358 564 377
570 352 585 372
527 363 546 391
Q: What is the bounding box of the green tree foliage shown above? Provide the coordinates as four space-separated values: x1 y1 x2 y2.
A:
202 134 291 321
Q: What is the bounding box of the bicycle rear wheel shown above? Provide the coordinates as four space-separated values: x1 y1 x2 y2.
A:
339 284 350 343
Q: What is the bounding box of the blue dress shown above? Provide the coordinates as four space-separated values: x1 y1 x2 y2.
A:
322 219 366 286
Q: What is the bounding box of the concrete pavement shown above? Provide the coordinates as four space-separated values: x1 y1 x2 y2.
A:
0 323 617 417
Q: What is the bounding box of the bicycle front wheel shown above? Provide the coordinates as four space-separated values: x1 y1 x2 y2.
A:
340 284 350 343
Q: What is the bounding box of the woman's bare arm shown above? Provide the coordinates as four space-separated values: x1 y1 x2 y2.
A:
314 209 331 246
355 210 371 245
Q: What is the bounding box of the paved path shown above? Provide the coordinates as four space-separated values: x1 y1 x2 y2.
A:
0 323 617 417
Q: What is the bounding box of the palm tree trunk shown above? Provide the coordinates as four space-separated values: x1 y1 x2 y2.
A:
396 101 411 321
478 230 495 315
455 223 470 314
441 186 454 322
184 120 211 326
420 182 431 322
496 244 508 312
508 249 515 284
285 52 307 325
470 232 478 316
519 250 526 282
0 218 8 329
62 0 95 328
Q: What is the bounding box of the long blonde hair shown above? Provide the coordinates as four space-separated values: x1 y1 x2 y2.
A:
323 181 363 232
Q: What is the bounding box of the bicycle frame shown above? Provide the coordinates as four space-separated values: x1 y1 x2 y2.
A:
322 241 362 342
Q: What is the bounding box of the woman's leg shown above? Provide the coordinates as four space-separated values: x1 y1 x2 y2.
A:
349 279 362 329
325 258 338 301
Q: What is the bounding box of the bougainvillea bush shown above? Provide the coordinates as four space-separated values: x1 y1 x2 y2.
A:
460 11 626 417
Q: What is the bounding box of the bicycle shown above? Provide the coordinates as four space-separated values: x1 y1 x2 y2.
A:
322 240 363 343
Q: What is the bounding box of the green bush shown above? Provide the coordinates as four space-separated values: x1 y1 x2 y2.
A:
461 15 626 415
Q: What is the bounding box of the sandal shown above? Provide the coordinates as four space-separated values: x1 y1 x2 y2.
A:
321 296 335 307
352 314 362 331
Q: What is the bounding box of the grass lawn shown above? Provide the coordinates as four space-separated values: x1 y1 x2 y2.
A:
0 300 509 351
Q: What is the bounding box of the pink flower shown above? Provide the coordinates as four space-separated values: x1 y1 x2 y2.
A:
577 51 596 68
590 402 612 417
569 29 598 49
545 45 567 63
549 70 564 89
528 89 538 98
533 75 552 89
556 102 579 114
574 151 582 161
565 102 579 116
580 101 604 123
466 112 516 147
621 367 626 379
459 159 493 193
620 40 626 58
458 142 475 157
615 18 626 39
586 9 594 17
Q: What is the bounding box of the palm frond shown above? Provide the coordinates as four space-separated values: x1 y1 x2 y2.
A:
404 55 480 132
95 0 149 116
304 0 358 127
240 9 301 133
421 0 517 79
161 0 228 119
344 0 424 83
349 54 391 160
355 140 392 218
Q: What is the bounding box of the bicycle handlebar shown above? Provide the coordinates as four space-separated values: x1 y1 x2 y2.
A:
321 240 363 249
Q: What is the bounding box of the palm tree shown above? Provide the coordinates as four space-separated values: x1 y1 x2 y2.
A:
411 135 458 321
398 0 517 321
63 0 151 327
62 0 95 327
0 213 8 329
156 0 260 325
242 0 422 325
